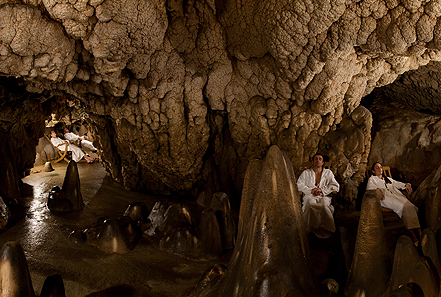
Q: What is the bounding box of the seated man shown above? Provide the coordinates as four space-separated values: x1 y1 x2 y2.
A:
50 131 95 163
63 127 97 152
297 153 340 239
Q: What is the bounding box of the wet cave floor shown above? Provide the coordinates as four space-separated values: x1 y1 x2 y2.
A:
4 161 407 296
7 161 228 297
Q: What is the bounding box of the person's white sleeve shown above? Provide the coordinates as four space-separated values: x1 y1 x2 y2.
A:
51 137 65 147
391 178 408 190
297 171 313 194
64 133 79 142
366 176 377 190
322 170 339 196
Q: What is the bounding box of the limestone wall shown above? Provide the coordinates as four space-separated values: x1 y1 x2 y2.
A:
1 0 441 198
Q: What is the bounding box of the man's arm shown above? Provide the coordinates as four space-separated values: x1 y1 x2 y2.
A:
297 170 315 195
321 169 339 196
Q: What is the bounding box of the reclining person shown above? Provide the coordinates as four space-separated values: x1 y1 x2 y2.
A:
63 127 97 152
367 162 421 245
50 131 95 164
297 153 340 239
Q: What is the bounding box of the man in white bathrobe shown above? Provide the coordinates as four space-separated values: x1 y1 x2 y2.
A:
297 153 340 239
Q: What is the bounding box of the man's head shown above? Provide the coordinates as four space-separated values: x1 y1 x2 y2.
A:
50 131 56 137
64 127 69 134
312 153 325 168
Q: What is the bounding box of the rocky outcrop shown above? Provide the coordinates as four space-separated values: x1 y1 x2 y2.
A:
2 0 441 199
345 190 390 297
191 145 318 296
368 98 441 185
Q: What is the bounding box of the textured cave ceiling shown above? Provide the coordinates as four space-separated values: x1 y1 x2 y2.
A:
1 0 441 203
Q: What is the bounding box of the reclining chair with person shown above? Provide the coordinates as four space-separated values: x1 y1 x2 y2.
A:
48 130 95 164
366 162 421 246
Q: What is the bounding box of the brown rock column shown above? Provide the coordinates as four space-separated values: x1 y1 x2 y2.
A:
62 160 84 210
412 165 441 232
0 241 34 297
421 228 441 278
390 235 439 296
345 190 390 297
192 145 318 296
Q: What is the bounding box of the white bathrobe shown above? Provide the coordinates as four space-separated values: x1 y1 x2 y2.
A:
297 168 340 238
64 132 97 152
51 136 85 163
367 175 420 229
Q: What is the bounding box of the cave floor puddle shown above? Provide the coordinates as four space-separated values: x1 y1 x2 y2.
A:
1 161 223 297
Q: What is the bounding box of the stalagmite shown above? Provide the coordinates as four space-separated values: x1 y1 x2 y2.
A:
421 228 441 278
390 235 439 296
40 274 66 297
412 164 441 231
345 190 390 297
62 160 84 211
197 208 223 259
0 241 34 297
191 145 318 296
97 219 132 254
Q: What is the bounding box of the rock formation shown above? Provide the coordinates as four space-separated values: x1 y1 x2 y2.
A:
390 235 439 297
62 160 84 210
71 215 142 254
191 145 319 296
0 241 34 297
368 97 441 185
345 190 390 297
2 0 441 202
48 160 84 213
412 163 441 231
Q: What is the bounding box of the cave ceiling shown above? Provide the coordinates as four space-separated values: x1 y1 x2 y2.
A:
1 0 441 199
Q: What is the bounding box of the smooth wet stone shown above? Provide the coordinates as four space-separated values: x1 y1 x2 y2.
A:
196 191 212 208
421 228 441 277
0 241 34 297
47 186 73 213
191 145 318 296
390 235 439 296
145 202 201 258
97 219 132 254
210 192 230 213
0 196 11 228
62 160 83 210
389 285 414 297
345 190 390 297
40 274 66 297
123 202 149 223
43 161 54 172
118 216 141 246
412 165 441 231
211 193 236 250
197 208 223 259
189 264 227 297
215 209 236 250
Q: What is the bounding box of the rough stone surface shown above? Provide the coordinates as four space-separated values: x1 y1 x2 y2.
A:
345 190 390 297
420 228 441 277
412 163 441 231
191 145 319 296
390 235 439 297
368 97 441 186
3 0 441 199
